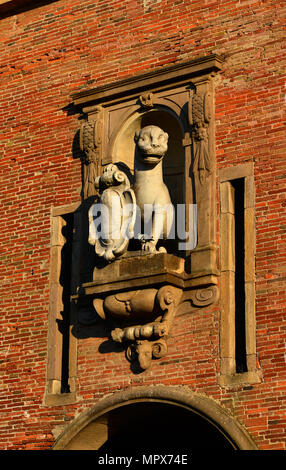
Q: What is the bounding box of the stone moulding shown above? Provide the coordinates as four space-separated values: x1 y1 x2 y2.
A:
52 385 258 450
72 55 223 370
71 54 224 106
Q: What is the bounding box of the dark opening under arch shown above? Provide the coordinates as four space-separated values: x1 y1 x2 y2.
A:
53 386 257 450
99 401 236 451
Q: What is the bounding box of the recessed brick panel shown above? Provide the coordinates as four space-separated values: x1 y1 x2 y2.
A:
0 0 285 450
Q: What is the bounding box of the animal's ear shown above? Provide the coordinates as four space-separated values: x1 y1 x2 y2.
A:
134 130 140 142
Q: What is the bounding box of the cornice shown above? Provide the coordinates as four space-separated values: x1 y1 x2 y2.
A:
71 54 224 107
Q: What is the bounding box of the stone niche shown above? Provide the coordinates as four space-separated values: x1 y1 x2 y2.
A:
71 55 223 371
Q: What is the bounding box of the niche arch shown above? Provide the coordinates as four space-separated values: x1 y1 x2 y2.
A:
52 386 257 450
110 106 185 208
109 105 187 257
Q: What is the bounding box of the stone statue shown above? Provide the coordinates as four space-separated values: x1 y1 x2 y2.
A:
133 125 174 253
89 125 174 262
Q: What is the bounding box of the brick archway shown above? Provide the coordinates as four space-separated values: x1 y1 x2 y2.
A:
53 386 257 450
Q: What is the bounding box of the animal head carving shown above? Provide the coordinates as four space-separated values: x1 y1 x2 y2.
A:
135 125 168 165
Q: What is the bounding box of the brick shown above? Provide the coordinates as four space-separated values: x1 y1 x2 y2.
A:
0 0 285 451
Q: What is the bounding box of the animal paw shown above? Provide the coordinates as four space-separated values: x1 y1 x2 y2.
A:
142 239 157 253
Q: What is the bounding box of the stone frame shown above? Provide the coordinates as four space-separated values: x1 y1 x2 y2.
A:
219 163 262 387
44 203 80 406
73 54 223 278
71 54 224 369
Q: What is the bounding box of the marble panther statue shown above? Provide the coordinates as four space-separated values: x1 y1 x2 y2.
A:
133 125 174 253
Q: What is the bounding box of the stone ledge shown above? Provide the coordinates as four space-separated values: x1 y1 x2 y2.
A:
44 392 78 407
44 378 78 406
75 252 218 298
219 370 263 388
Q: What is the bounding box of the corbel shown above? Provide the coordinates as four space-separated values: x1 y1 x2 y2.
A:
92 284 182 371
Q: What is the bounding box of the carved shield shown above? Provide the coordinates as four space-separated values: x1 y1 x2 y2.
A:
88 185 136 262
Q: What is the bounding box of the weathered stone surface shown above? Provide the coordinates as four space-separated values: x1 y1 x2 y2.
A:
220 181 235 214
220 213 235 272
133 125 174 253
245 281 256 358
88 163 136 262
220 270 236 369
244 207 255 283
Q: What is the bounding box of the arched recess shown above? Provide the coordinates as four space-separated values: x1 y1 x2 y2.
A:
52 386 257 450
108 105 188 255
110 105 186 210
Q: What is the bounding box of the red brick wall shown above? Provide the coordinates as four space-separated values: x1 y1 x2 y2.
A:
0 0 285 450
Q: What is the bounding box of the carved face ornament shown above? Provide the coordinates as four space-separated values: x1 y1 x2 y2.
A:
135 125 168 164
